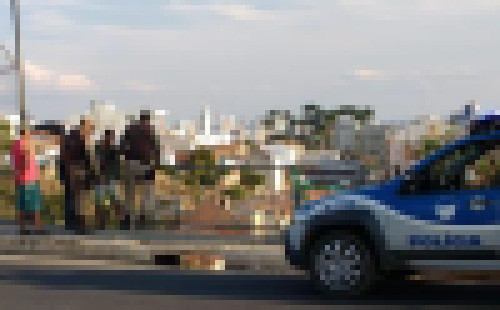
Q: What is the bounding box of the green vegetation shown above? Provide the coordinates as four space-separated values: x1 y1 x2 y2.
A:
183 148 228 187
419 137 443 157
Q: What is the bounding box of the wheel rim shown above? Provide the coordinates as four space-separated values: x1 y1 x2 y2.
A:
315 237 366 292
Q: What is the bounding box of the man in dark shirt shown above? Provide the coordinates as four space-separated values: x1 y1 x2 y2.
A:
95 129 125 229
97 130 121 181
120 111 161 229
59 119 95 233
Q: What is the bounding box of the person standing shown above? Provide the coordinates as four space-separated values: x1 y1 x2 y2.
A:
59 119 96 233
95 129 123 230
60 127 78 231
10 127 44 235
121 111 161 230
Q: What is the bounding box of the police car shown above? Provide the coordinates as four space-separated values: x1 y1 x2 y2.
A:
285 112 499 295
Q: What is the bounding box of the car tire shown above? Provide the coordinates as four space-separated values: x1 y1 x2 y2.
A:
310 230 378 296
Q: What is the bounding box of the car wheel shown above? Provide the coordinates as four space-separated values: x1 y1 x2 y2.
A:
310 231 377 296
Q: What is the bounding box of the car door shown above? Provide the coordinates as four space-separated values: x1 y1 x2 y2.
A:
393 137 500 251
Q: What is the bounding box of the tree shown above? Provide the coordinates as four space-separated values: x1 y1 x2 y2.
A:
297 104 375 150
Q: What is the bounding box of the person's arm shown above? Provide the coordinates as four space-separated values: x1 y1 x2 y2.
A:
112 146 121 181
153 133 162 170
119 129 130 160
94 146 104 184
9 141 18 180
86 147 99 187
57 136 66 182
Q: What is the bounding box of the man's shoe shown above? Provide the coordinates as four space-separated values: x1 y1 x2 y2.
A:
135 215 147 230
120 218 131 230
75 227 90 235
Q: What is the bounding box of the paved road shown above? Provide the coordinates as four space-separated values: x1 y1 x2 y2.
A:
0 269 499 310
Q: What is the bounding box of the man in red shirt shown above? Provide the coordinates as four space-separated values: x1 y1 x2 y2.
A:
10 127 43 235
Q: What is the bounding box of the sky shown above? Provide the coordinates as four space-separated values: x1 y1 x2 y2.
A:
0 0 499 121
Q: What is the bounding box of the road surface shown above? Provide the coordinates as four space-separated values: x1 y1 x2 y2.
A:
0 268 499 310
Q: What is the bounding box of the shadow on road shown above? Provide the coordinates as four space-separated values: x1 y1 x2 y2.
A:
0 270 499 305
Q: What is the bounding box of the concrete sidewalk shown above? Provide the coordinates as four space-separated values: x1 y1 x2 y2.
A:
0 221 299 275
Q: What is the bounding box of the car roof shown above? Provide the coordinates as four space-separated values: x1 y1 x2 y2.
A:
469 111 499 135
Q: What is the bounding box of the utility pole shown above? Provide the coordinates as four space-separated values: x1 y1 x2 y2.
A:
11 0 25 124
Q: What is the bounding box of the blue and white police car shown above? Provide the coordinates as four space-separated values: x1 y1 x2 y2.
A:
285 112 499 295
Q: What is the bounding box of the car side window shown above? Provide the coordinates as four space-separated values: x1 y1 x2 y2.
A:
402 142 491 194
464 146 500 190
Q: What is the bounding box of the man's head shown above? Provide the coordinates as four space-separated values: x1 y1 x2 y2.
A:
103 129 115 146
20 126 31 141
80 118 95 134
139 110 152 128
79 118 95 146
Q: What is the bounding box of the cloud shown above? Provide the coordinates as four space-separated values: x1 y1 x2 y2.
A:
26 9 73 32
59 74 96 90
125 80 163 92
418 0 500 15
24 62 55 84
349 65 478 82
336 0 500 21
423 66 478 78
25 60 97 91
351 68 388 81
23 0 83 6
210 4 278 21
169 3 278 21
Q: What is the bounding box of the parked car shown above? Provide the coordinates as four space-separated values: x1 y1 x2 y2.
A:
285 112 500 295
